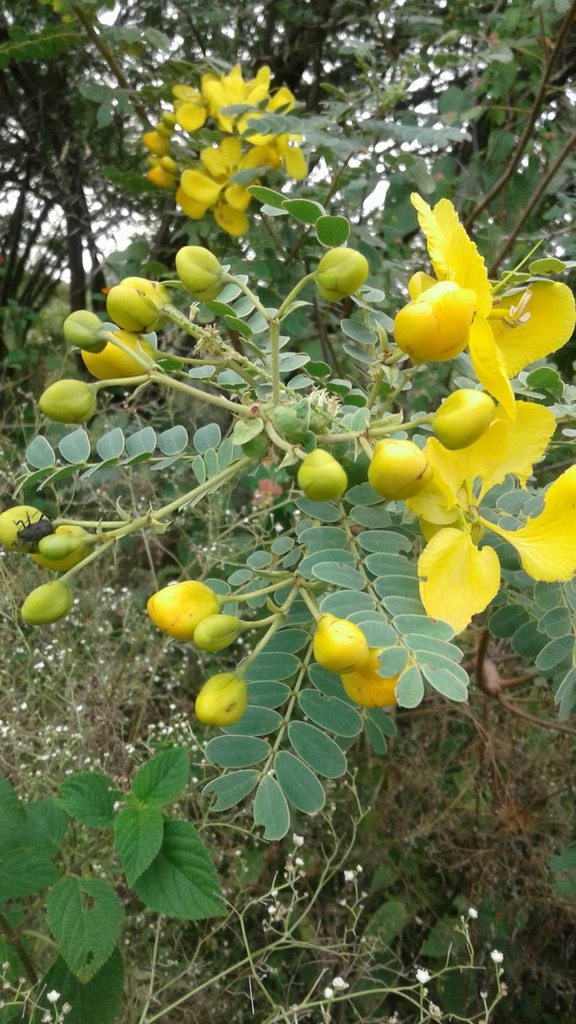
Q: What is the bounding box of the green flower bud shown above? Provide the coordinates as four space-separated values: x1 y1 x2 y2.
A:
193 614 241 652
432 390 496 450
175 246 224 301
106 278 169 333
316 248 369 302
39 380 97 423
63 310 107 353
368 438 432 500
32 526 90 571
195 673 248 726
21 581 73 626
297 449 348 501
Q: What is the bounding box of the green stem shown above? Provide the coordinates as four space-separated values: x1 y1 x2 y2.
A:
269 318 281 405
149 371 253 417
92 374 149 392
229 578 293 604
299 585 321 622
222 273 271 321
276 272 317 319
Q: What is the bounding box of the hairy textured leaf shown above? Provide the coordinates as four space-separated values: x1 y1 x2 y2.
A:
114 805 164 887
47 877 123 981
134 820 225 920
59 772 119 828
131 748 189 806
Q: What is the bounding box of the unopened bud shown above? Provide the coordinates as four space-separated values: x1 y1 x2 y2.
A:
193 614 241 652
368 438 432 500
21 581 73 626
32 525 91 572
147 580 219 641
432 390 495 449
175 246 225 301
39 380 97 423
106 278 169 333
314 614 369 674
143 130 170 156
195 673 248 726
297 449 348 501
394 280 476 362
341 647 399 707
316 248 369 302
63 310 107 353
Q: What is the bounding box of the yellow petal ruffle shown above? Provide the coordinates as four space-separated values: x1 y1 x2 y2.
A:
418 528 501 633
490 281 576 380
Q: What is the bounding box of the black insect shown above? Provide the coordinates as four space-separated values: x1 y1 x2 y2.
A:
15 512 54 551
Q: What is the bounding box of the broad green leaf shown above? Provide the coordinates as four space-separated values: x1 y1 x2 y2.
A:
274 751 325 813
282 198 325 224
299 526 348 551
511 622 549 658
203 771 260 811
114 806 164 887
345 481 381 505
134 820 224 920
26 436 56 468
244 652 300 682
222 706 282 736
374 575 421 599
377 647 410 676
131 748 189 806
192 423 221 453
309 663 356 702
247 184 287 208
555 667 576 720
59 429 90 464
59 772 119 828
420 655 469 701
534 582 564 610
265 629 310 653
288 721 347 778
96 428 125 460
393 614 455 640
489 604 529 638
357 530 411 554
299 548 356 579
125 427 156 456
253 776 290 840
529 257 566 274
311 561 367 590
365 719 388 754
395 665 425 708
538 607 571 640
536 636 574 673
349 505 391 528
25 799 68 852
47 878 123 982
320 591 376 617
38 948 123 1024
316 215 350 246
402 634 463 662
0 836 59 902
366 707 397 737
205 735 271 768
232 418 264 445
295 498 341 522
370 555 418 579
0 777 24 827
299 690 363 736
347 612 398 648
157 425 188 455
247 681 291 708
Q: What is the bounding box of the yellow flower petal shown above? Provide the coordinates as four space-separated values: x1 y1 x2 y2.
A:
490 281 576 379
485 466 576 582
455 400 556 500
268 86 295 113
407 439 463 523
284 142 307 180
418 528 501 633
200 137 243 178
411 194 491 316
468 314 516 419
224 183 251 212
175 187 208 220
214 203 249 236
175 102 207 132
242 144 281 170
180 169 222 207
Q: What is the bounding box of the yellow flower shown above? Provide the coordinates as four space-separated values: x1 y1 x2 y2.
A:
201 64 271 132
172 84 208 132
404 194 576 419
407 399 576 632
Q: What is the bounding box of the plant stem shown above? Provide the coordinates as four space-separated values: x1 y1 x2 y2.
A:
269 318 281 405
222 273 271 321
149 371 254 417
0 914 37 985
276 272 317 319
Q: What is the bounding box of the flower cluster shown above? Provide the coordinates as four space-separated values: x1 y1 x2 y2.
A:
392 194 576 632
143 64 307 235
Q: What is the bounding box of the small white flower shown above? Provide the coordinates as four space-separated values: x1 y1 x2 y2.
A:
490 950 504 964
62 1004 72 1015
343 869 355 882
267 905 276 915
468 906 478 919
295 856 304 867
292 834 304 848
428 1002 442 1019
47 990 60 1003
332 977 349 991
416 968 431 985
323 987 334 1000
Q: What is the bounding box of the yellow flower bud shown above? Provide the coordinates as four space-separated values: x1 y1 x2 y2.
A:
63 310 107 353
147 166 176 189
195 673 248 727
81 330 156 381
160 156 178 174
394 280 476 362
143 130 170 156
316 248 369 302
175 246 224 301
154 121 173 138
193 614 241 652
106 278 169 333
21 581 73 626
340 647 399 707
297 450 348 501
39 380 97 424
313 614 369 674
160 111 177 130
32 525 91 572
0 506 51 551
147 581 219 641
368 438 432 500
432 390 496 450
